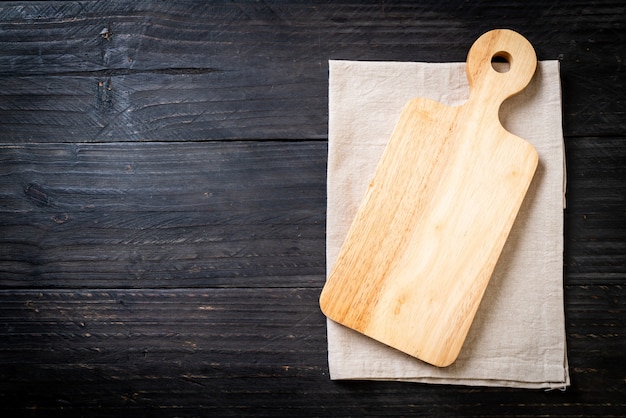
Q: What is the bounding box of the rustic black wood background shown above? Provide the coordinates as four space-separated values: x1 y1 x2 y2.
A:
1 1 624 416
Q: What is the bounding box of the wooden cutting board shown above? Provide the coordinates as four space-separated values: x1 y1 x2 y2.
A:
319 29 539 367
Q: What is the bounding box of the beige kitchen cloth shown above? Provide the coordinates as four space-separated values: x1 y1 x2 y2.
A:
325 59 569 389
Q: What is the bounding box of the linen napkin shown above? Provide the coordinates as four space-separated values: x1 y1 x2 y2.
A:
325 59 569 389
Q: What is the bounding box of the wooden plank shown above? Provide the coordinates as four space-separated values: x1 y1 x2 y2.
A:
1 138 623 289
564 137 626 285
565 213 626 285
0 286 623 414
0 141 327 212
565 137 626 212
0 141 326 288
0 72 326 142
0 287 329 413
0 0 624 141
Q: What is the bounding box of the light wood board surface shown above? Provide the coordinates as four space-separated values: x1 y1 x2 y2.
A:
320 29 539 367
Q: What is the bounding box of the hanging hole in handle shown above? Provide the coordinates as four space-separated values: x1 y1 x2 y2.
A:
491 51 512 73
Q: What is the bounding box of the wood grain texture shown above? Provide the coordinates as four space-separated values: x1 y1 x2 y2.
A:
0 285 623 415
0 142 326 288
0 0 625 415
321 29 538 367
0 135 623 413
0 139 621 288
564 137 626 286
0 0 624 141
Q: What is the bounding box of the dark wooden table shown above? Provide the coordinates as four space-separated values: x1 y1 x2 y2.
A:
1 1 624 416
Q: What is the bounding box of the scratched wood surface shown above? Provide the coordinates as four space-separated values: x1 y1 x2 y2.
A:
0 1 625 416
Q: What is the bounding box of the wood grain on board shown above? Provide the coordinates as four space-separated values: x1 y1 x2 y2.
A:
0 0 624 415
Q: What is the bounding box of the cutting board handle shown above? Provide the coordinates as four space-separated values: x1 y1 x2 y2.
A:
466 29 537 106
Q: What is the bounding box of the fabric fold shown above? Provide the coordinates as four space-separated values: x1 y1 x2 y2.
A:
325 60 569 389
